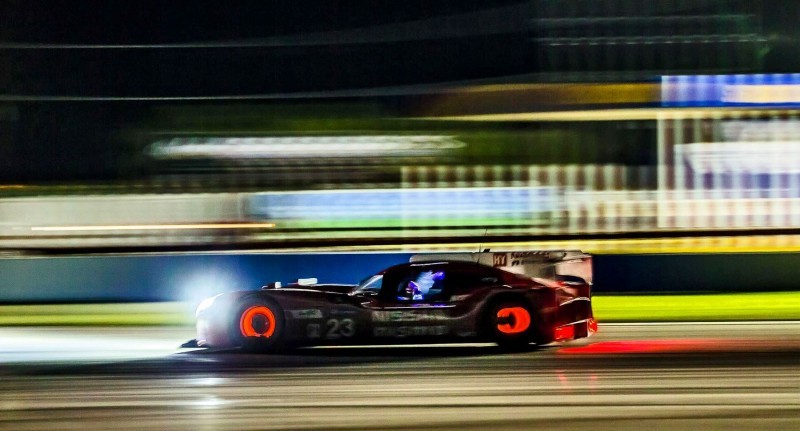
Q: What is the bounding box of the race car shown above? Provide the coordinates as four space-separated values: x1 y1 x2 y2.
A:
193 250 596 351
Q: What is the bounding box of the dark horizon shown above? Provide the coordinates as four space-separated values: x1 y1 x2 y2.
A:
1 0 798 183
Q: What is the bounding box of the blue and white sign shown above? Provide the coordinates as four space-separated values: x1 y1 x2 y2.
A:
247 186 559 226
662 74 800 107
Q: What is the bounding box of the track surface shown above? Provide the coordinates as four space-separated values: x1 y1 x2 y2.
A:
1 323 799 430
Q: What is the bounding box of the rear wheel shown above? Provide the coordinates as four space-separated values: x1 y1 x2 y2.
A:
484 301 535 351
232 299 285 352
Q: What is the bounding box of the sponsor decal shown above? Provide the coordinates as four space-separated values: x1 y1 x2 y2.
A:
307 323 321 338
510 251 548 258
508 251 554 267
371 310 448 322
329 309 357 316
325 318 355 339
511 258 544 267
289 309 323 319
373 325 449 337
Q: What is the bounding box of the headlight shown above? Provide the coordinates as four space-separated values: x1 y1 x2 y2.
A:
196 294 222 316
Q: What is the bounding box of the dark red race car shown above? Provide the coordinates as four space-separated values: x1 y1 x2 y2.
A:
194 250 596 351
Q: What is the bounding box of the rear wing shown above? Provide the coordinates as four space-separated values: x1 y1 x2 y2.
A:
409 250 592 284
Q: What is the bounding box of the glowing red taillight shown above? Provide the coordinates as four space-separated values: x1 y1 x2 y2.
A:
554 324 575 341
588 318 598 334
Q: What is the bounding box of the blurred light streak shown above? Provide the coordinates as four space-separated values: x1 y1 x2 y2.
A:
559 339 746 355
30 223 276 231
458 82 656 103
421 83 659 116
189 378 226 387
148 136 465 160
0 327 185 363
244 234 800 255
556 371 569 386
602 321 800 326
191 396 228 410
418 108 790 122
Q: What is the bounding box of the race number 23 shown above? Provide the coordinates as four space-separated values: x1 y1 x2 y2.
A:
326 318 355 339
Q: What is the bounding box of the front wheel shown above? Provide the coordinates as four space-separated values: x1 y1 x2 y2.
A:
232 299 285 352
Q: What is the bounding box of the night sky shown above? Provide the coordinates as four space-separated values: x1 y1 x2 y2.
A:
1 1 798 183
1 1 529 97
0 1 533 183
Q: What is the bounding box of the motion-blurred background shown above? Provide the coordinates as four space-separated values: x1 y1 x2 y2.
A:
2 0 799 250
3 1 800 305
3 4 800 430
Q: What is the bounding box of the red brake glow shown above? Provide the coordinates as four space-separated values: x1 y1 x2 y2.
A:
239 306 277 338
496 307 531 334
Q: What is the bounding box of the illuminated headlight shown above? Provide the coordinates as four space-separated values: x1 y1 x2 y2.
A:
196 294 221 316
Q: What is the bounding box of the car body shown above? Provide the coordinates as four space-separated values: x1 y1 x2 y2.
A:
194 250 596 351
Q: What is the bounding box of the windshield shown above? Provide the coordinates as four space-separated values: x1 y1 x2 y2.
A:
351 274 383 296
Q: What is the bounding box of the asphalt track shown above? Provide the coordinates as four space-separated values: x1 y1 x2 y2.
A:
1 323 799 430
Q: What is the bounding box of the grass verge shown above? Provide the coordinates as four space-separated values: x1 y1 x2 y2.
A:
592 291 800 322
0 302 194 326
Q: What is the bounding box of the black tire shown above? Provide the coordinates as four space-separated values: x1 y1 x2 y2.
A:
483 300 536 351
531 327 554 347
231 298 285 353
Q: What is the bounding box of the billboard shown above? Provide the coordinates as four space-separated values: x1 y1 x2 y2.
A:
247 186 560 229
662 74 800 107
